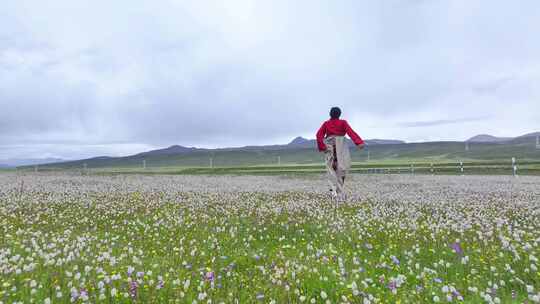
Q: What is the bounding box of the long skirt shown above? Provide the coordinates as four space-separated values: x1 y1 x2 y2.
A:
324 136 351 199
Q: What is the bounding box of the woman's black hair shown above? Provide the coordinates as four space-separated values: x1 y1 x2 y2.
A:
330 107 341 119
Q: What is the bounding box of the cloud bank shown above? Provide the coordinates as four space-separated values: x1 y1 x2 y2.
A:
1 0 539 159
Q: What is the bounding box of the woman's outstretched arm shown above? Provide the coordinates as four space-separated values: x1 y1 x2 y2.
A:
344 120 365 149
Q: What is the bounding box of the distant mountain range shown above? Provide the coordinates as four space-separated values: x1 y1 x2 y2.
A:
135 132 539 158
283 136 404 149
466 134 513 143
136 145 202 157
467 132 540 144
137 136 406 157
0 158 64 168
11 131 540 169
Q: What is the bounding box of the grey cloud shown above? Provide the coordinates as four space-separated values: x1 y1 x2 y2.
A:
472 77 514 95
1 0 540 159
396 116 490 128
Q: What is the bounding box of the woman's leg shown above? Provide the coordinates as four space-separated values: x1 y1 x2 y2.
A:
325 148 341 198
335 169 346 201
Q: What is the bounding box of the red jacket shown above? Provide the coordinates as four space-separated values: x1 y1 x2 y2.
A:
316 118 364 151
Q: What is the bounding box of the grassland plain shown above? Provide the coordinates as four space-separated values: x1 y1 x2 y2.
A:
30 141 540 171
16 158 540 177
22 160 540 176
1 173 539 303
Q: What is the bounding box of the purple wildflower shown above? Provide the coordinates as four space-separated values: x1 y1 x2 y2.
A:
157 280 164 289
70 289 79 302
136 271 144 278
205 271 215 282
391 255 400 265
77 288 88 301
433 278 443 283
450 242 464 255
129 281 139 298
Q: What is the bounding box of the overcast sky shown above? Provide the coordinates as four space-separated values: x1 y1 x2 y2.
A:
1 0 539 160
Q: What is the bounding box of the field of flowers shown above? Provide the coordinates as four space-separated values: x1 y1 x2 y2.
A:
1 173 539 303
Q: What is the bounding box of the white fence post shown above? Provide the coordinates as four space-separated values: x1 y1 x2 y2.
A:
143 159 146 170
512 157 518 177
460 161 464 175
278 156 281 166
210 158 213 168
430 163 434 175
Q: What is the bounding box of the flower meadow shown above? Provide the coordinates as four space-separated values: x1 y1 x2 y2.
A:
0 173 539 303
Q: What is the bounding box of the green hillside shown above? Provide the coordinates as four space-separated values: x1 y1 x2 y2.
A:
27 141 540 172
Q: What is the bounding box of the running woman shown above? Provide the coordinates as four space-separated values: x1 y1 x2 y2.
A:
316 107 365 200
